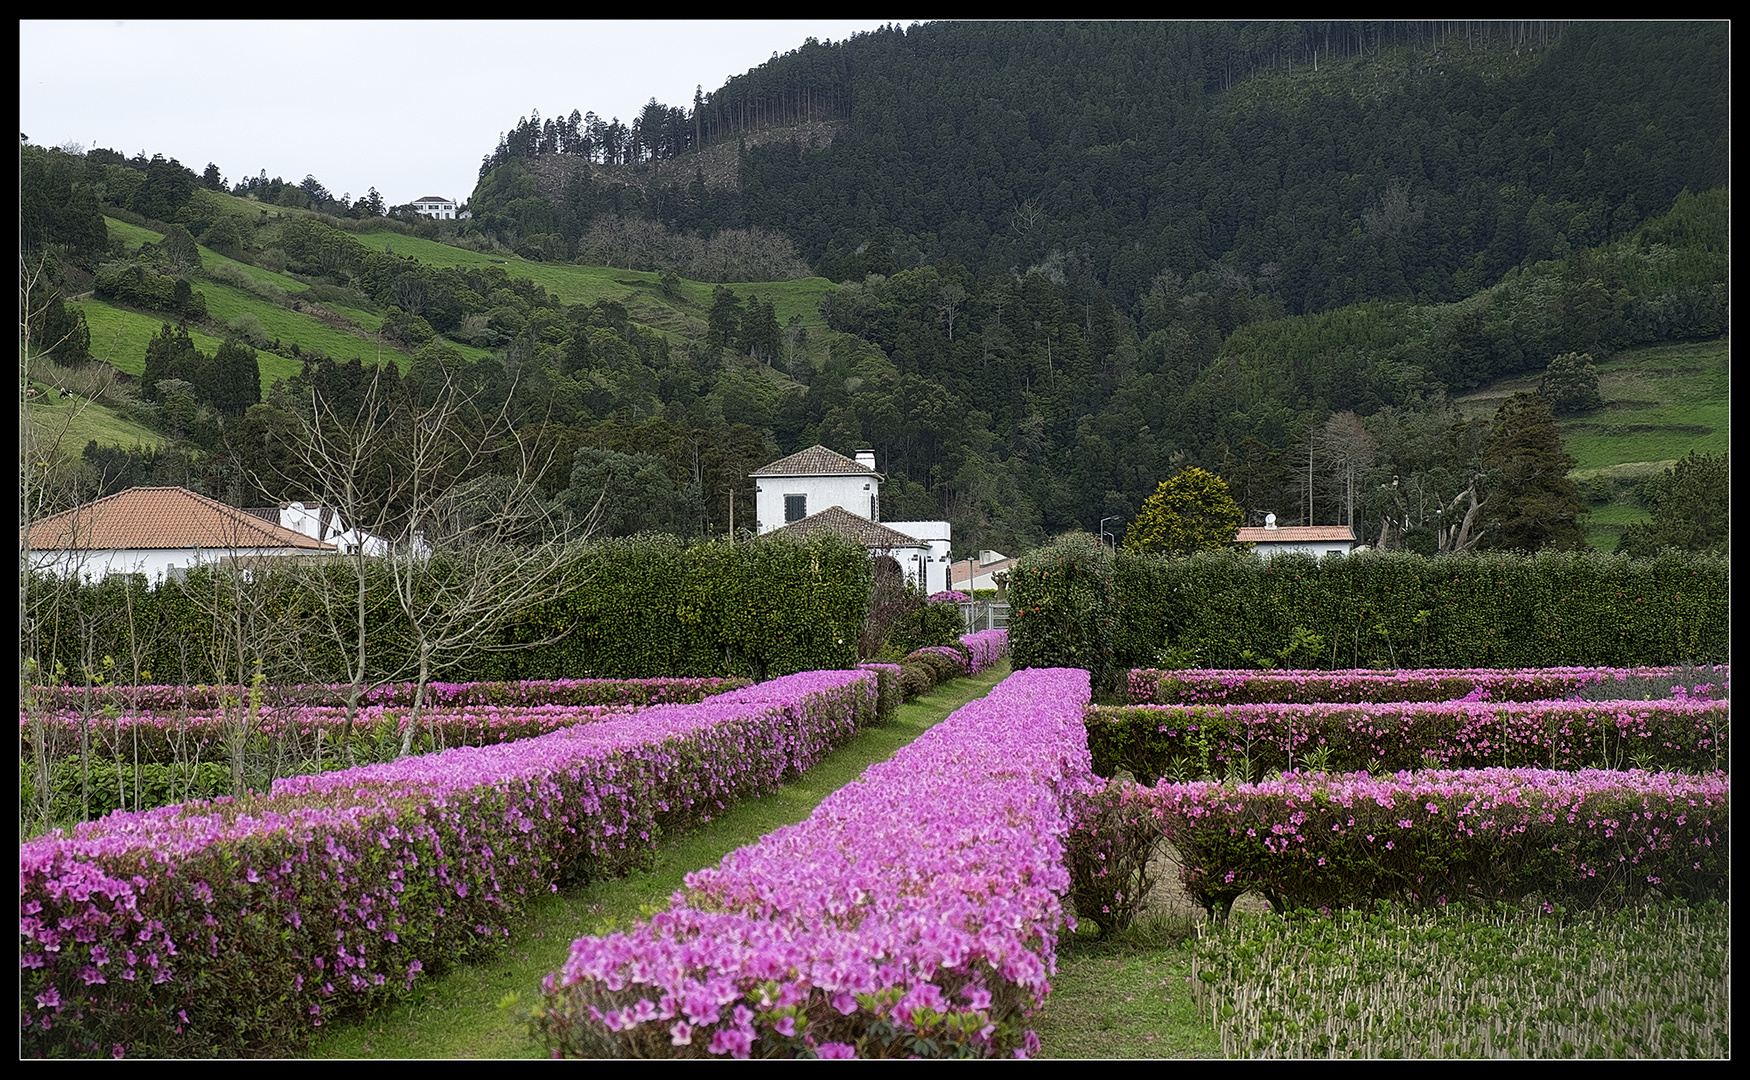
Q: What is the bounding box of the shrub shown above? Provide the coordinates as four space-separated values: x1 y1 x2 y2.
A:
1008 533 1116 693
902 646 967 683
899 663 936 699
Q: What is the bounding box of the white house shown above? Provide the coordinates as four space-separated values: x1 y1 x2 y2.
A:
1236 515 1356 559
749 445 952 593
882 520 952 595
751 445 883 531
24 487 337 583
247 501 389 557
410 195 458 220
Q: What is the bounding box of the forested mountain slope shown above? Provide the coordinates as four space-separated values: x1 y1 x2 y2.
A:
22 21 1727 560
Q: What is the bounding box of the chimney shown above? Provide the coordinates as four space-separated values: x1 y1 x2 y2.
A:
856 449 876 472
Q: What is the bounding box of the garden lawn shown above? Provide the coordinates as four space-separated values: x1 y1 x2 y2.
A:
305 662 1011 1059
1033 915 1221 1058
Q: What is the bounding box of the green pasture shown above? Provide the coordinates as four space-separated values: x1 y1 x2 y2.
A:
1454 338 1728 472
103 215 168 253
72 300 229 377
1455 337 1729 550
24 382 164 456
350 228 839 330
196 280 412 380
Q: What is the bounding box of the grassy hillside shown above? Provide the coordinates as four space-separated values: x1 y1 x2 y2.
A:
349 229 840 332
1453 337 1728 551
24 382 164 458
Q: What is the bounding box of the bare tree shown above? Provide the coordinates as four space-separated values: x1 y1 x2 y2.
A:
1320 411 1378 531
380 376 587 755
271 362 593 761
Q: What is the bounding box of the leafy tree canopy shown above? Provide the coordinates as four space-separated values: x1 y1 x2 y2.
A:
1616 451 1728 557
1538 351 1603 414
1122 467 1245 557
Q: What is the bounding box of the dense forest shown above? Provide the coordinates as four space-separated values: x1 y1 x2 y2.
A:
22 21 1729 561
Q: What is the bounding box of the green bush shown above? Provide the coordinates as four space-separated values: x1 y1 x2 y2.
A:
22 758 234 826
1110 548 1727 670
1008 533 1117 693
899 663 936 699
24 532 873 686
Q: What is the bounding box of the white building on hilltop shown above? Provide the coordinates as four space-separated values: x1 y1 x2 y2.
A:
410 195 458 220
750 445 951 594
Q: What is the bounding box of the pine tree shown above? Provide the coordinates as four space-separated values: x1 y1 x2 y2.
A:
1616 451 1728 556
140 323 203 401
210 339 261 417
1477 392 1587 552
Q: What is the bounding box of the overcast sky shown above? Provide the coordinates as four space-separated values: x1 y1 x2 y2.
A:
21 20 910 209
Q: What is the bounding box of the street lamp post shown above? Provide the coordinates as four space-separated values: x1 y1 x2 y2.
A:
1099 515 1120 550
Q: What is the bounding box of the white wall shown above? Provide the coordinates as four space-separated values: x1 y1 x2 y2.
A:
1252 541 1351 560
885 520 951 594
27 547 313 583
753 475 881 534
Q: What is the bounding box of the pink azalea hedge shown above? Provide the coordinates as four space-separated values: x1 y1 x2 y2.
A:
27 676 751 717
1087 697 1731 784
1144 767 1729 917
1127 666 1729 706
958 629 1010 674
532 666 1093 1059
20 670 877 1058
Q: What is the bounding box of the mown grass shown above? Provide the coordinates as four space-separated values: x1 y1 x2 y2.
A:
1189 901 1729 1058
1033 914 1223 1059
304 662 1012 1059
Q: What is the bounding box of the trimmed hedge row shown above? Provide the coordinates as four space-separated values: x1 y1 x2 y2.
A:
1113 548 1727 671
20 670 880 1057
1125 666 1731 706
1009 542 1727 676
1085 698 1731 785
1144 768 1730 917
530 667 1095 1059
1008 533 1118 693
23 534 872 687
27 677 752 715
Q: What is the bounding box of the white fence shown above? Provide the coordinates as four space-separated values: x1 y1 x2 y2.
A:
958 601 1010 633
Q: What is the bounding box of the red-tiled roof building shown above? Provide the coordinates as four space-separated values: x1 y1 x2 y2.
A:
749 445 951 593
1235 523 1357 558
24 487 336 582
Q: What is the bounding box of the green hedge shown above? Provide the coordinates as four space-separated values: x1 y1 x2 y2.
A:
23 533 872 687
1111 549 1728 671
1008 532 1117 693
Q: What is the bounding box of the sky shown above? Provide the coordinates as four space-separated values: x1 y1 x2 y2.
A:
20 20 910 210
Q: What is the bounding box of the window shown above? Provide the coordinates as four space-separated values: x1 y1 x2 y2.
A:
785 494 807 523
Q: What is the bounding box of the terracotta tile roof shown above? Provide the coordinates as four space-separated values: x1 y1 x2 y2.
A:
1236 525 1356 543
749 445 879 478
770 505 925 549
23 487 337 553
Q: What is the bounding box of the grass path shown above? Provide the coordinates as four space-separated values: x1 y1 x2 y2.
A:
1034 916 1222 1059
305 662 1012 1059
